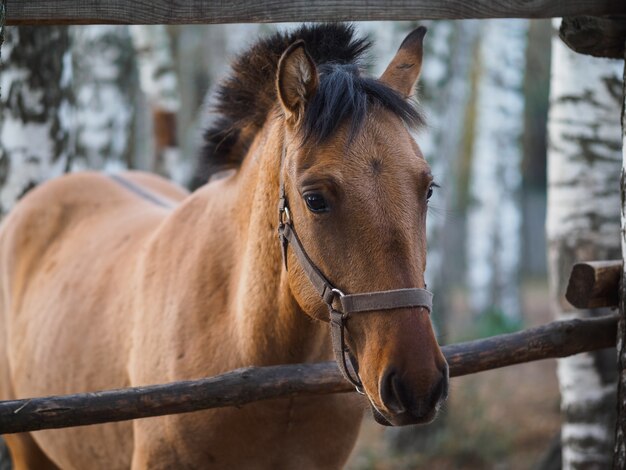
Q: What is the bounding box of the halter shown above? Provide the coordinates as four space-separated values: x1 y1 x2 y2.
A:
277 138 433 393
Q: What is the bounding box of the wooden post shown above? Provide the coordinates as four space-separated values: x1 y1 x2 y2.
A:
559 16 626 59
566 260 622 309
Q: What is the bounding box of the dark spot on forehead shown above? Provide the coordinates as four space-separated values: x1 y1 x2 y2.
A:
370 158 383 175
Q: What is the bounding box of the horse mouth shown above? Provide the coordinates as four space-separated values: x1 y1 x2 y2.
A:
371 405 394 426
370 403 439 427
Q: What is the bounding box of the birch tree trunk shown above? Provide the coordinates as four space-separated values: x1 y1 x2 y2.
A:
613 44 626 470
466 19 529 322
0 26 73 218
0 2 8 467
0 25 72 469
71 25 135 171
129 25 184 183
418 20 479 335
188 23 265 189
547 20 623 469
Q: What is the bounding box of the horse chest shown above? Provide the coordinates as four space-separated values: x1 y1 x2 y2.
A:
133 393 363 469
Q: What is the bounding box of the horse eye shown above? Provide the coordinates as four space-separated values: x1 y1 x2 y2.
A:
427 185 434 200
304 193 329 213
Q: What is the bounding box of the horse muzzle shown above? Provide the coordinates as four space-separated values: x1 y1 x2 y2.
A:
369 361 449 427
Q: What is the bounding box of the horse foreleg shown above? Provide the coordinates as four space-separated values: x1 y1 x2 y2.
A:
3 433 60 470
130 420 182 470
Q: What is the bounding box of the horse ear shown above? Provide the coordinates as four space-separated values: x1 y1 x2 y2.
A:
276 40 318 124
379 26 427 98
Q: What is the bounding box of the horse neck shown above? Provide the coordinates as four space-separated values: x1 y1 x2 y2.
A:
231 120 330 366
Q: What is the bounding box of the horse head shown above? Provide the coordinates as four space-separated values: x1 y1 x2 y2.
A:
275 27 448 426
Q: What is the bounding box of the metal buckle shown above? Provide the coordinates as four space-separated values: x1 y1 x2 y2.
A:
280 206 291 225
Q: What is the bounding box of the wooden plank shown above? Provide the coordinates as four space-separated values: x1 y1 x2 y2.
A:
7 0 626 25
0 314 617 434
566 260 622 309
559 16 626 59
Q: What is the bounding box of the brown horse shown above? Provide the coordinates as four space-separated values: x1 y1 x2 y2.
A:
0 24 448 469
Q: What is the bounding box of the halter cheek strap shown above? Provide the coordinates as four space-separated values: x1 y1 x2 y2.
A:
277 139 433 393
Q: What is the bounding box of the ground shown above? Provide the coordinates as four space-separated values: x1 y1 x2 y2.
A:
347 280 561 469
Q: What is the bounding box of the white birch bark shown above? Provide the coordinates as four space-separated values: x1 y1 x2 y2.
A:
418 21 479 324
130 25 179 114
547 19 622 469
129 25 184 182
466 19 529 321
0 26 73 218
71 25 135 172
615 47 626 470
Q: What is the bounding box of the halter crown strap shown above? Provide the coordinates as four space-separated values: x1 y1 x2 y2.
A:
279 223 338 305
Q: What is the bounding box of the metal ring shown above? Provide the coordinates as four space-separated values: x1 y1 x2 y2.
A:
331 288 345 298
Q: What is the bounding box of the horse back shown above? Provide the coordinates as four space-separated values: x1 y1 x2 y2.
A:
0 171 186 312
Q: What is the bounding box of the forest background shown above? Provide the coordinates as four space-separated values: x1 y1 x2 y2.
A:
0 20 623 469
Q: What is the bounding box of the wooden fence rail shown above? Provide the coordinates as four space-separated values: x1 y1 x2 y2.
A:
8 0 626 25
0 314 617 435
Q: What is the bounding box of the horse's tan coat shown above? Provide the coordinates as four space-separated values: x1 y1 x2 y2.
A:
0 28 446 469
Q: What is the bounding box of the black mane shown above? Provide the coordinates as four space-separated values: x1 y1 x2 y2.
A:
197 24 424 182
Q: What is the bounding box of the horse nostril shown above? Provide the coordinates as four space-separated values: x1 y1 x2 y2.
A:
380 369 409 414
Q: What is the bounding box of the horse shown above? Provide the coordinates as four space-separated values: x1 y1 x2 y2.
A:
0 24 448 469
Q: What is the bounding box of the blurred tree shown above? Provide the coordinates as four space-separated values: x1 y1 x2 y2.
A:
417 20 479 338
0 26 73 217
0 24 73 469
520 20 552 279
615 48 626 470
466 19 529 323
184 23 264 188
130 25 184 183
0 2 7 467
71 25 136 171
547 19 622 469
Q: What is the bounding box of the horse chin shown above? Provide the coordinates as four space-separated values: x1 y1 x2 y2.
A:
370 404 393 426
369 403 440 427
